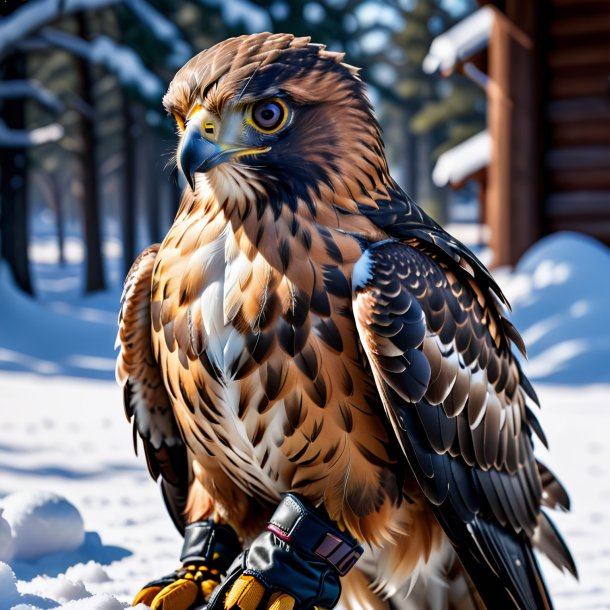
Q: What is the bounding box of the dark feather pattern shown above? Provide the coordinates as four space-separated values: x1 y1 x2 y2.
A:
116 247 189 534
353 238 573 609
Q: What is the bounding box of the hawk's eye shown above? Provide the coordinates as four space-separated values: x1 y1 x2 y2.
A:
250 99 288 133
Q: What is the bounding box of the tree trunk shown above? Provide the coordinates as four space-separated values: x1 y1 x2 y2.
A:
121 94 136 279
77 13 105 292
416 132 446 224
404 124 418 201
52 173 66 266
0 50 33 294
146 133 162 244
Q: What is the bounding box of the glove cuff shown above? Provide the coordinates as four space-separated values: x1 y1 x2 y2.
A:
180 519 241 573
266 493 363 576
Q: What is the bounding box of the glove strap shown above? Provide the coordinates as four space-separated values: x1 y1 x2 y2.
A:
180 519 241 573
266 494 363 576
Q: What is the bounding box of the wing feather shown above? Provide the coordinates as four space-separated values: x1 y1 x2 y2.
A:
116 245 188 533
352 239 575 609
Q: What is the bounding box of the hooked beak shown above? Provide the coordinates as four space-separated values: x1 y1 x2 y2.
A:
179 124 270 190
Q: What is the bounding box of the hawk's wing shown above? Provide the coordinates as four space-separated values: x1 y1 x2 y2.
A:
352 239 575 610
116 245 189 534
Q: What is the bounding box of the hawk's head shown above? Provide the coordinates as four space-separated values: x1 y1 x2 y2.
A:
164 33 390 215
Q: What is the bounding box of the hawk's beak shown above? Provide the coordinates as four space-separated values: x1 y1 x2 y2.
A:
179 126 225 190
179 123 271 191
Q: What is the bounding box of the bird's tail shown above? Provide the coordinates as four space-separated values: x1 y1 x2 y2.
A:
450 515 553 610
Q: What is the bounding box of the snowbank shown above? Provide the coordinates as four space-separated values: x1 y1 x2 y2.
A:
500 232 610 384
0 561 54 609
0 263 118 379
0 559 143 609
0 511 13 563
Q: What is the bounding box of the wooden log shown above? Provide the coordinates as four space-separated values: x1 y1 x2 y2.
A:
546 191 610 218
549 220 610 243
550 120 610 147
551 11 610 37
548 44 610 69
546 147 610 169
549 73 610 99
548 31 610 53
547 96 610 123
549 168 610 191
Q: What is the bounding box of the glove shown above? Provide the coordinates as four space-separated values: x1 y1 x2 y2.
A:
205 494 363 610
132 519 242 609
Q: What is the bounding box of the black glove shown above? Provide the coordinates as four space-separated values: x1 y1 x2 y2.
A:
206 494 363 610
132 519 242 609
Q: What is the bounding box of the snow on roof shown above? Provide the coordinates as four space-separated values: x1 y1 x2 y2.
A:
422 6 494 75
432 129 490 187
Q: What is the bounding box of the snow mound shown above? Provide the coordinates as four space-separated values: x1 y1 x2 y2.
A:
0 510 14 562
64 563 110 585
52 597 129 610
502 232 610 384
0 562 53 609
22 575 90 603
0 562 26 607
0 493 84 561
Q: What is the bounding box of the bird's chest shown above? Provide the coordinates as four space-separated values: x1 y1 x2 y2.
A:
153 216 394 514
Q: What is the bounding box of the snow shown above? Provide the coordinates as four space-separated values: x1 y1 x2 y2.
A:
431 129 490 187
0 263 118 379
0 512 13 563
1 493 84 561
197 0 271 33
124 0 191 68
498 232 610 384
0 81 63 114
0 0 119 59
422 5 494 75
38 30 163 101
0 120 64 148
0 231 609 609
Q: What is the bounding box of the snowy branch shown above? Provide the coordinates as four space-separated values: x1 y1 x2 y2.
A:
0 119 64 148
197 0 271 33
124 0 191 67
0 80 64 113
37 28 164 101
0 0 122 60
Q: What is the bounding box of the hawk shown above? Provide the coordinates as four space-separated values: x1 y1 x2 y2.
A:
117 33 576 610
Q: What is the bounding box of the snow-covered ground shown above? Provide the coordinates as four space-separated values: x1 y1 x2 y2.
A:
0 231 609 609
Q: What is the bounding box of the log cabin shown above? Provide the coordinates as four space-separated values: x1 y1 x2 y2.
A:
425 0 610 266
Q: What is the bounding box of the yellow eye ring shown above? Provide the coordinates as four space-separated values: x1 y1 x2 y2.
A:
248 98 289 134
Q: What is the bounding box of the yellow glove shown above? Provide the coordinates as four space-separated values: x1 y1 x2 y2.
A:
133 519 242 609
132 563 220 609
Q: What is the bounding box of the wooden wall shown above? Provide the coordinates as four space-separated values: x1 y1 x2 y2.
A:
481 0 610 265
544 0 610 242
